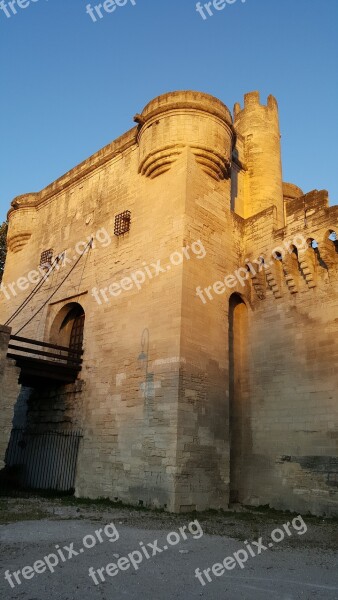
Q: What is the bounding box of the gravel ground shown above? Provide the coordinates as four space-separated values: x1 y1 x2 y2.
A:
0 495 337 600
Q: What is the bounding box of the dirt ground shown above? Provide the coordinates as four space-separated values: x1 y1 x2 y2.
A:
0 494 337 599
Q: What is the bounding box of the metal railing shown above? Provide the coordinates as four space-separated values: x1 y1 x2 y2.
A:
7 335 83 385
7 335 83 368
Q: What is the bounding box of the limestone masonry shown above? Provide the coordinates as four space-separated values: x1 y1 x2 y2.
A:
0 90 337 515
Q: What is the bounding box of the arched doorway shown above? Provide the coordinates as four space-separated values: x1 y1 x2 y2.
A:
228 293 249 504
49 303 85 352
61 306 85 353
5 303 85 493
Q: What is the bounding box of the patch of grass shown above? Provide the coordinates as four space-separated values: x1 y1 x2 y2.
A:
56 495 166 513
0 510 49 525
1 492 337 527
245 504 338 525
0 498 50 524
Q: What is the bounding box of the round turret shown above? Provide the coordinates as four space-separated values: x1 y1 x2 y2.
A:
7 195 38 254
136 91 234 181
234 91 284 226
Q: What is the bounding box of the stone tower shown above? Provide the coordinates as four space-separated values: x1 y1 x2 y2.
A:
233 91 284 227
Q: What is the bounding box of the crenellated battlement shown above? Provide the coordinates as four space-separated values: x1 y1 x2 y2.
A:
234 91 279 120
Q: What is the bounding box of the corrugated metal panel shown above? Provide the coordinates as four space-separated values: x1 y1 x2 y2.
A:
5 429 83 492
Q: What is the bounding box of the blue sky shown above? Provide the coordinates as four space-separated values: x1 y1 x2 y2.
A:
0 0 337 222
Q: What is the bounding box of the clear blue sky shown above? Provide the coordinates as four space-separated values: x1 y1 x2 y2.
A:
1 0 337 222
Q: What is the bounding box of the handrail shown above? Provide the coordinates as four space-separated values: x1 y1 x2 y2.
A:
7 335 83 385
8 335 83 370
7 346 83 365
10 335 84 355
7 353 82 370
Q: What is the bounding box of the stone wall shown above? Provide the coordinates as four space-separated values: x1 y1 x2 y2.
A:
0 325 21 469
238 191 338 516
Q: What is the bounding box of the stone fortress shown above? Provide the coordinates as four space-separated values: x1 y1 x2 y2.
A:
0 90 337 515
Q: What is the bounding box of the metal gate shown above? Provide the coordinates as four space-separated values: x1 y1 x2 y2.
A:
5 428 83 492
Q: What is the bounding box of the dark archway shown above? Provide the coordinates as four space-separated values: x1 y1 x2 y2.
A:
4 303 85 492
228 293 249 504
61 306 85 352
50 303 85 351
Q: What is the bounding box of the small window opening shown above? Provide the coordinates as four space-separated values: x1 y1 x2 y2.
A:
114 211 131 236
40 248 53 270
